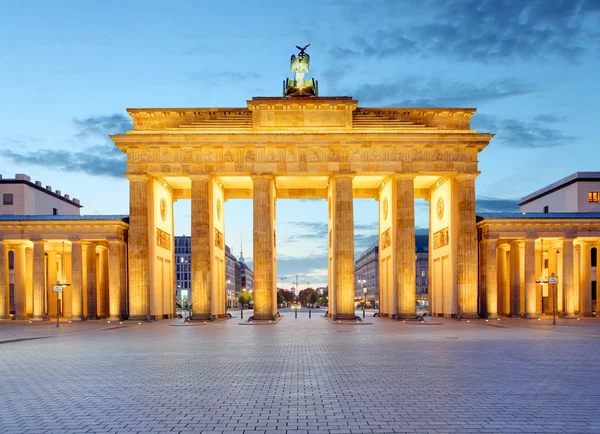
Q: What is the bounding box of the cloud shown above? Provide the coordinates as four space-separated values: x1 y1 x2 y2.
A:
349 77 536 107
476 197 520 212
73 114 132 139
330 0 599 63
472 114 576 148
2 145 125 178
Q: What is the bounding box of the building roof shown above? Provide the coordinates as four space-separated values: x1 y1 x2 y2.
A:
0 215 129 222
477 212 600 221
518 172 600 206
0 174 83 208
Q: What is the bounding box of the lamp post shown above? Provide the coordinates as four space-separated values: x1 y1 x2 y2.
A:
548 272 559 325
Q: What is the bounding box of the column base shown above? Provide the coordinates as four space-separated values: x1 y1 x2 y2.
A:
522 314 540 320
190 313 214 322
457 313 479 320
332 314 361 321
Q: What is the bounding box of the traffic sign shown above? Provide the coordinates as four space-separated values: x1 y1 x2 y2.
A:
52 285 63 292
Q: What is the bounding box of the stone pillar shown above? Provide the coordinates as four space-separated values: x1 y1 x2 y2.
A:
395 174 416 319
455 175 478 318
332 174 355 320
579 241 593 316
47 251 58 317
97 247 109 318
127 173 150 320
252 175 276 320
31 240 47 321
191 174 212 320
561 238 576 318
85 243 97 319
0 242 8 320
13 244 27 320
484 239 498 318
108 240 122 321
70 241 85 321
509 241 522 317
496 246 507 315
523 238 539 319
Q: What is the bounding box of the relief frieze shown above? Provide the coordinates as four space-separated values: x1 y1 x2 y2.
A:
433 227 449 250
156 228 171 250
380 228 391 250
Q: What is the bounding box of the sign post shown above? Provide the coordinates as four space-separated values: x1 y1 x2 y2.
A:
548 273 559 325
52 285 63 328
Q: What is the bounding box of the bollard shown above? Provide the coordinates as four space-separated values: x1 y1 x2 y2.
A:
309 309 311 319
295 309 297 319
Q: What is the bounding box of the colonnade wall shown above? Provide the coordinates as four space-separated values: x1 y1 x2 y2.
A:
478 217 600 318
112 96 493 321
0 218 128 321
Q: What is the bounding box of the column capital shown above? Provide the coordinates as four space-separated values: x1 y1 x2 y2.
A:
188 172 212 181
393 172 416 180
251 173 275 181
331 172 355 181
125 172 150 182
454 172 480 181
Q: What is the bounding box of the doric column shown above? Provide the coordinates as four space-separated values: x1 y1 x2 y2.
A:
47 251 58 318
190 174 212 320
483 238 498 318
13 244 27 320
395 174 416 319
523 238 538 319
31 240 47 321
70 240 85 321
579 241 593 316
127 173 150 320
97 247 109 318
108 240 122 321
85 243 97 319
455 174 478 318
0 241 8 320
331 174 355 320
252 175 277 320
509 240 522 317
561 238 576 318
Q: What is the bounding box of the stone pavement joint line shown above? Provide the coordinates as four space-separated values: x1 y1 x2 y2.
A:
0 315 599 433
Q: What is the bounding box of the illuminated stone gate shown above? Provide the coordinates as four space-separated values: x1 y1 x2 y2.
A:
112 96 493 321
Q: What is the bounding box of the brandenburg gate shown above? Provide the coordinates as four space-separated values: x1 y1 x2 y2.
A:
111 47 493 322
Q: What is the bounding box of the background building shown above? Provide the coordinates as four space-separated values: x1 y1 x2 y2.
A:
1 173 82 216
175 237 253 309
354 234 429 309
519 172 600 213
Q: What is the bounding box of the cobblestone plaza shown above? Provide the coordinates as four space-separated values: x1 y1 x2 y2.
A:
1 313 599 433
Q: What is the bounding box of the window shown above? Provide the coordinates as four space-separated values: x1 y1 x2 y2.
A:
590 191 599 203
3 194 13 205
53 208 58 215
543 206 549 213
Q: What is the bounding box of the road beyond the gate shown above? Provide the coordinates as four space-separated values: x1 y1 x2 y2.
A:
1 313 600 434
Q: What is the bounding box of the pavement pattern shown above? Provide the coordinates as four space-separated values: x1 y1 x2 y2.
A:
1 310 599 434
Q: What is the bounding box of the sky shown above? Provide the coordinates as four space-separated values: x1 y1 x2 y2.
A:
1 0 599 288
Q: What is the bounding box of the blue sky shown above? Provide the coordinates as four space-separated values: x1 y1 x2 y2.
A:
1 0 599 287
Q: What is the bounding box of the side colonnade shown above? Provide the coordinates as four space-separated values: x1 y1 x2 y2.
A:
0 217 128 321
478 216 600 319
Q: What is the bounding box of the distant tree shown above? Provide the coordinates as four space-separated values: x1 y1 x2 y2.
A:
238 292 253 308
